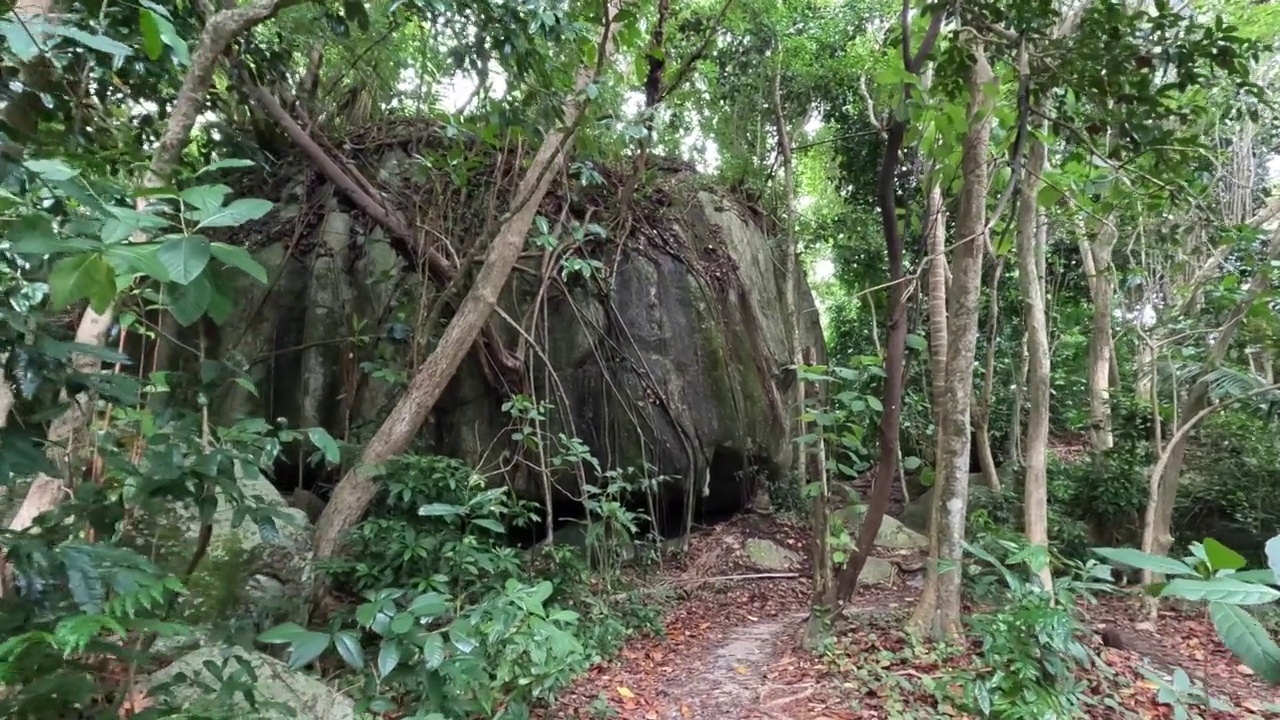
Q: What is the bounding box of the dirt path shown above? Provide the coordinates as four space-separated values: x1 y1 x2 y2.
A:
645 612 807 720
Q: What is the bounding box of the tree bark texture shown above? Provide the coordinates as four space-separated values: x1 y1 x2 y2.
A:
908 41 995 639
1079 218 1117 452
1015 134 1054 592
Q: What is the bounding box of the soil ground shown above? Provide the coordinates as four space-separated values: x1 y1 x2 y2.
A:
543 514 1280 720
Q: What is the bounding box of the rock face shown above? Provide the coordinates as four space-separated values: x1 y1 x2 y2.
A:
191 147 825 525
147 645 356 720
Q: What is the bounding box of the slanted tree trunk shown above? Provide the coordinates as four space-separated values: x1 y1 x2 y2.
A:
5 0 312 540
907 39 995 639
312 2 624 565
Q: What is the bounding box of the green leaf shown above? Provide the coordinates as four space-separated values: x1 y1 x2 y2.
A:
376 640 402 678
390 612 414 635
905 334 927 351
139 3 189 64
190 198 274 230
181 184 232 212
167 276 213 326
0 19 42 62
408 592 449 618
418 503 464 518
332 630 364 669
258 622 307 644
210 243 268 284
1203 538 1248 572
196 158 257 176
53 26 131 60
1228 569 1277 585
102 207 172 244
286 631 331 670
1161 577 1280 605
866 396 883 413
156 235 211 285
1209 602 1280 682
24 159 79 182
139 10 163 60
306 427 341 464
1092 548 1199 577
421 632 446 670
49 253 116 312
6 214 59 255
471 518 504 534
1037 183 1063 209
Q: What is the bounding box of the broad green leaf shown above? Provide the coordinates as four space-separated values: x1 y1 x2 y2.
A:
49 253 116 312
408 592 449 618
905 333 927 351
181 184 232 212
1209 602 1280 682
286 631 330 670
105 243 172 282
210 242 268 284
1091 548 1199 577
471 517 504 534
156 235 211 285
102 207 172 244
167 276 212 326
1203 538 1247 572
306 427 341 464
333 631 364 669
24 159 79 181
1161 577 1280 605
53 26 131 61
0 19 42 62
418 503 464 518
1229 569 1277 585
390 612 414 635
6 214 69 255
139 4 189 64
376 640 402 678
139 10 163 60
191 198 274 229
421 632 446 670
258 622 307 644
1037 184 1063 209
196 158 257 176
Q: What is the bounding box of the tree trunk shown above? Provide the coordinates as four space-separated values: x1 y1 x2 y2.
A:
1007 328 1027 465
771 54 803 486
907 41 995 639
926 181 949 466
1016 133 1054 592
311 2 624 564
5 0 310 537
1079 219 1117 452
802 344 833 648
974 254 1004 491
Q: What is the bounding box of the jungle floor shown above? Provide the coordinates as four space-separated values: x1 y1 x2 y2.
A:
541 514 1280 720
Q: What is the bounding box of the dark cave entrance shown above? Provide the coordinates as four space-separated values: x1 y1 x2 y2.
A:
269 447 338 501
511 445 773 548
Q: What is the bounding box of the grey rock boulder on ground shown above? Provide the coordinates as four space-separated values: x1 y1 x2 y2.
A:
146 645 357 720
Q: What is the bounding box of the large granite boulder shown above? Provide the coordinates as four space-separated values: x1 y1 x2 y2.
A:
175 142 824 526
